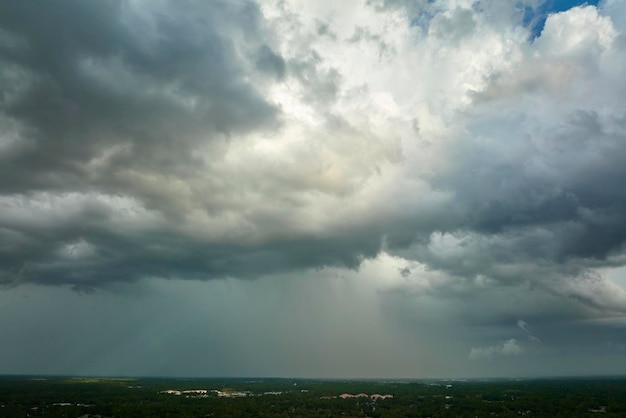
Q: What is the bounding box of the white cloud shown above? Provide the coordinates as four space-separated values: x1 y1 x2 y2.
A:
470 339 524 360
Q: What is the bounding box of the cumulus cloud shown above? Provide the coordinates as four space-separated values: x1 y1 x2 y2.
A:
469 339 524 360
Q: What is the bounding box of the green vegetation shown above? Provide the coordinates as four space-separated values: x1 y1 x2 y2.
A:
1 376 625 417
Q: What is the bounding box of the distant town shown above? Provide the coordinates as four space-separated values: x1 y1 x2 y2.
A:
160 388 394 400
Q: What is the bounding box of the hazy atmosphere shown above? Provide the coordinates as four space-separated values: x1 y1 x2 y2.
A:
2 0 626 378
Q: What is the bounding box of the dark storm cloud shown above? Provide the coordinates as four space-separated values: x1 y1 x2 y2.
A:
0 1 409 288
1 0 626 311
393 147 626 311
0 0 278 192
0 0 314 287
2 0 626 379
407 109 626 276
0 187 389 287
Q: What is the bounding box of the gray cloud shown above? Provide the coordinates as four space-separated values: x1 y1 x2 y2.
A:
0 0 280 189
256 45 287 80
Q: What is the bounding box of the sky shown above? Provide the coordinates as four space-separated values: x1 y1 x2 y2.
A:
1 0 626 379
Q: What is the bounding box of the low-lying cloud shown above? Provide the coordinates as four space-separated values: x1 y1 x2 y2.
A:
470 339 524 360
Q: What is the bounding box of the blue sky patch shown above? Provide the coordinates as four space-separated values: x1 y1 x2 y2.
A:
525 0 600 40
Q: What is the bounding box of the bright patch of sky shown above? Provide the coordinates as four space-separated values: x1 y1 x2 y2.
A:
525 0 601 39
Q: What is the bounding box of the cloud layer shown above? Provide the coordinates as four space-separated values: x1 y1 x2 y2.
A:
2 0 626 331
